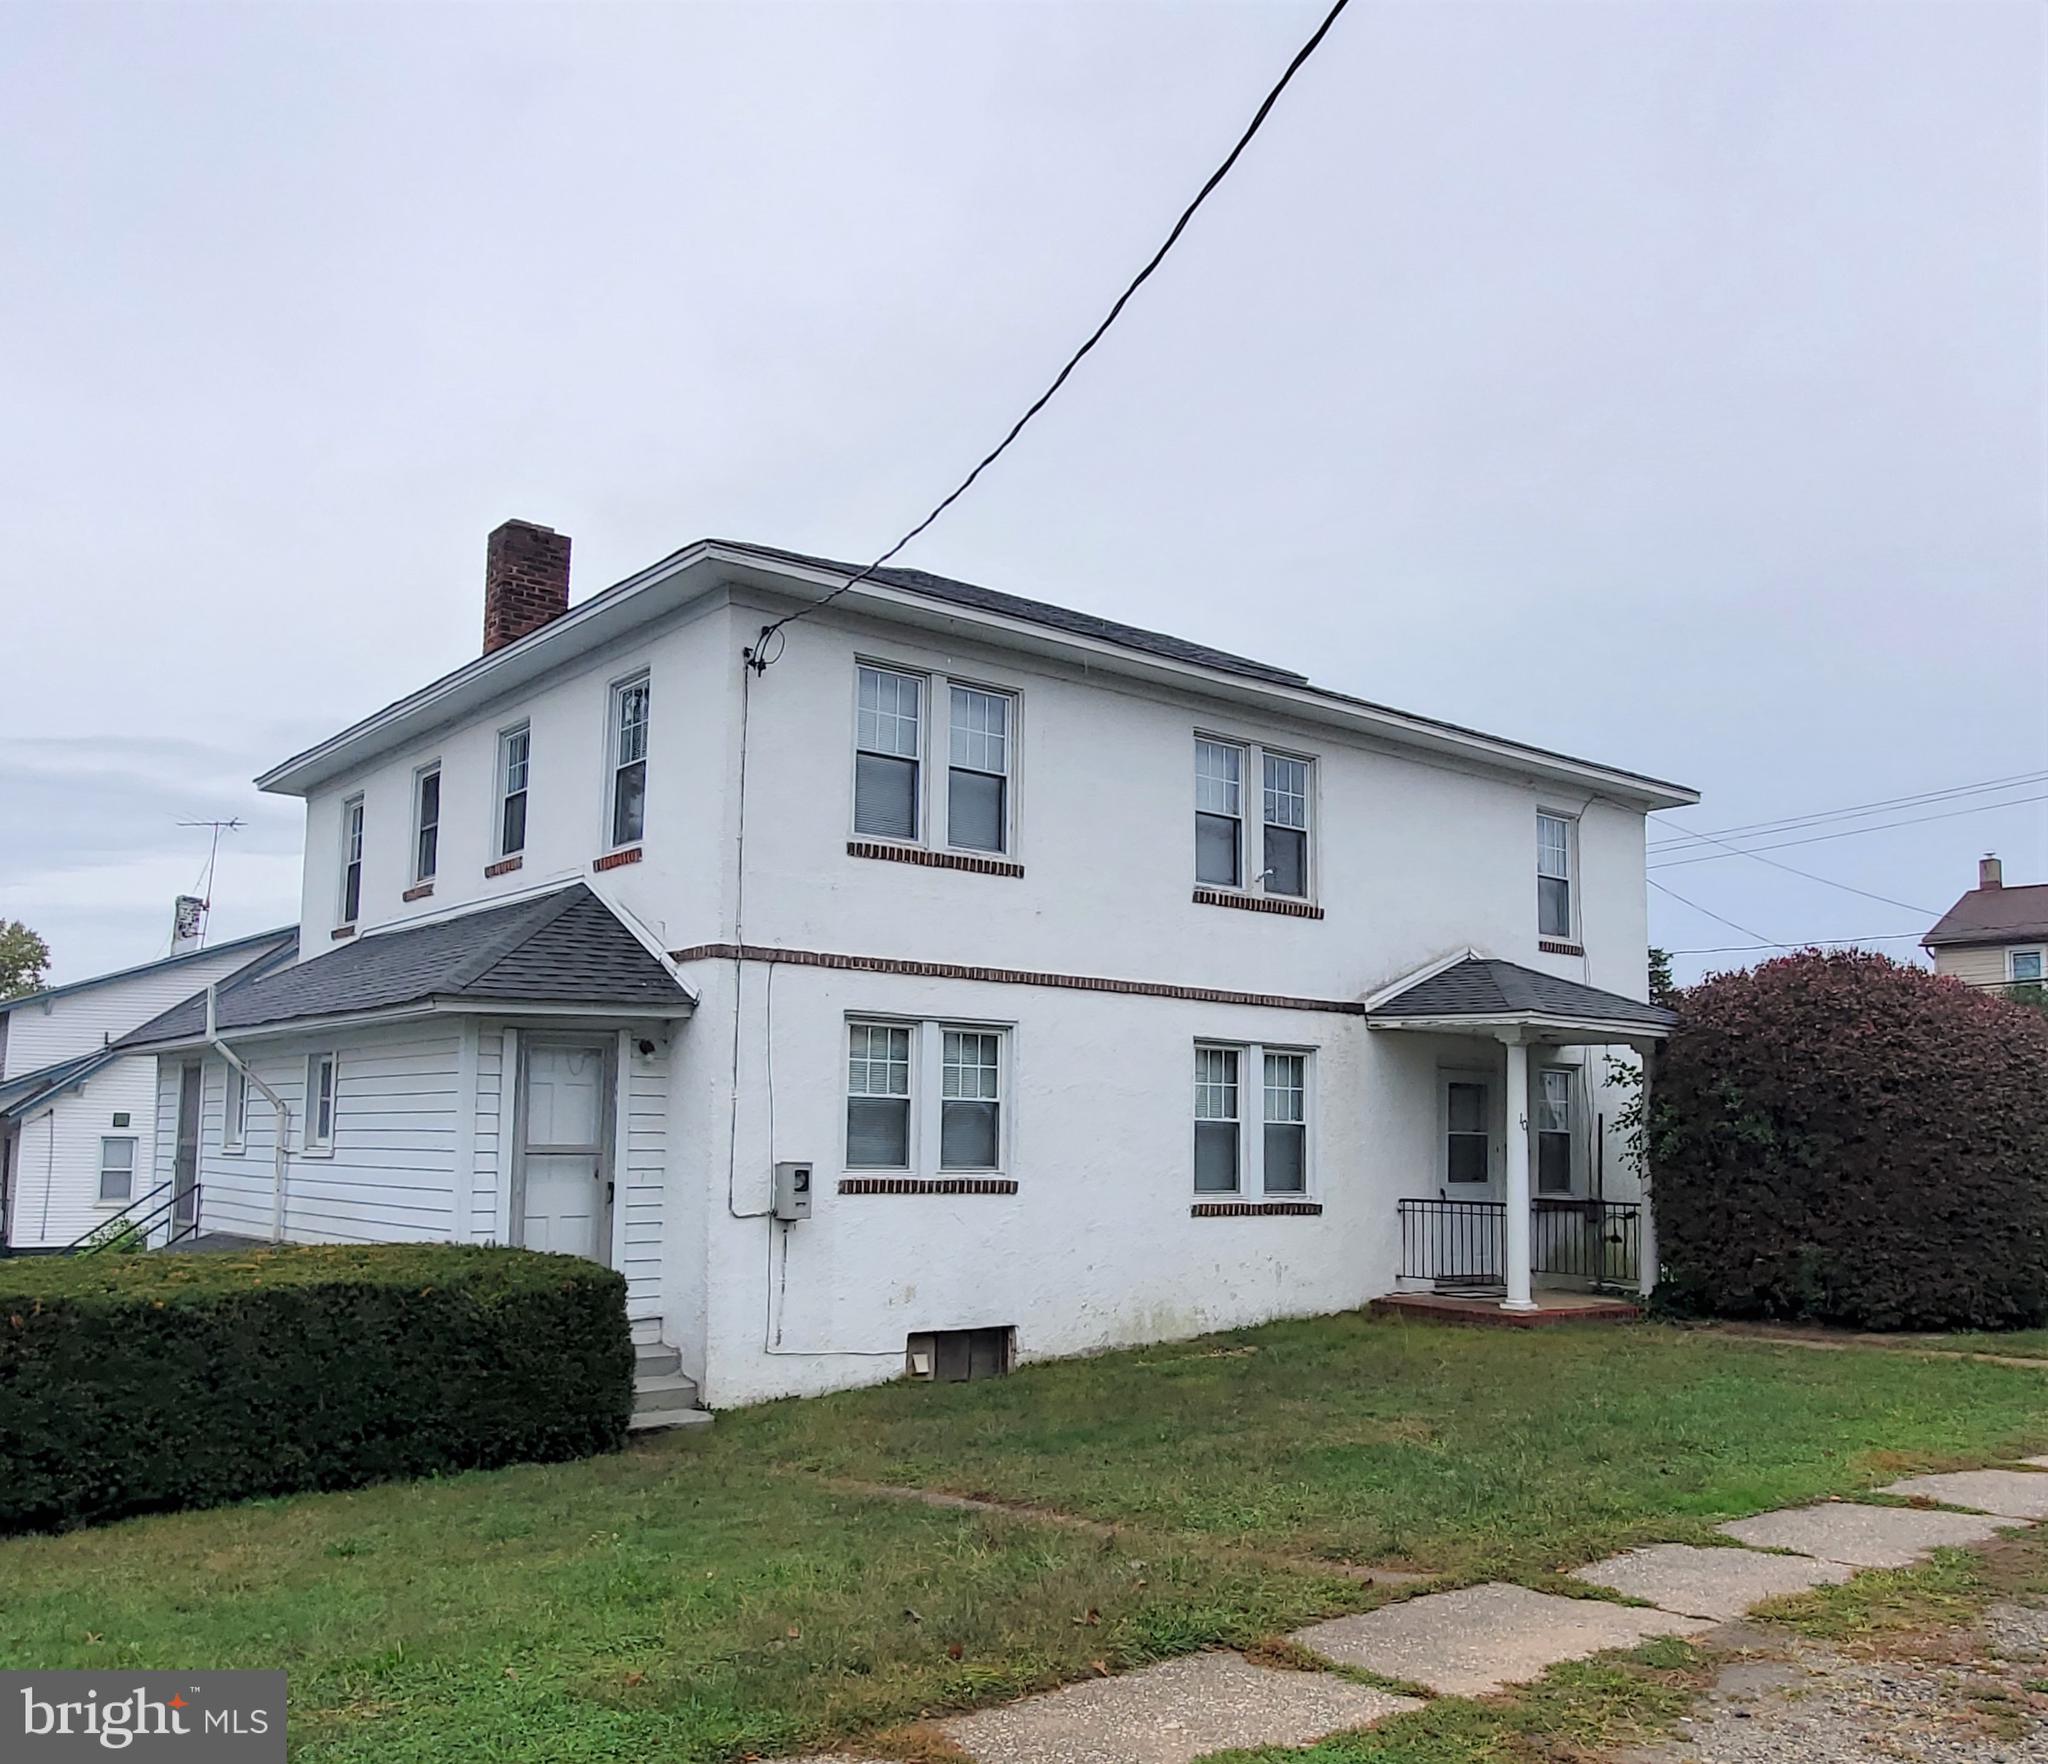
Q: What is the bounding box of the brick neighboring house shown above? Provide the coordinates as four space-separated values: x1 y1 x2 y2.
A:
1922 856 2048 992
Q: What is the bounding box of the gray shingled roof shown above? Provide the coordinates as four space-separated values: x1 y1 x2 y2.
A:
1922 881 2048 949
720 541 1310 687
119 886 689 1047
1370 957 1677 1032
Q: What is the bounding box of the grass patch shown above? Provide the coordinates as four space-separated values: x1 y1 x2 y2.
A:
1754 1526 2048 1643
0 1445 1368 1763
730 1314 2048 1578
1911 1329 2048 1360
5 1313 2046 1762
1204 1638 1712 1763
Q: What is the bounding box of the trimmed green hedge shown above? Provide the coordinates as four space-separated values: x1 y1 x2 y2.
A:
0 1244 633 1534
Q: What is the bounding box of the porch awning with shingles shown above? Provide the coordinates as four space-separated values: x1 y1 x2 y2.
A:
1366 956 1676 1042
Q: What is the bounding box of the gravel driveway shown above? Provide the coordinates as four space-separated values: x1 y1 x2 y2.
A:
1623 1604 2048 1764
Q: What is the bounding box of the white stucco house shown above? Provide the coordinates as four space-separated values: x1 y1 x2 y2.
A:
122 522 1695 1408
1 927 293 1251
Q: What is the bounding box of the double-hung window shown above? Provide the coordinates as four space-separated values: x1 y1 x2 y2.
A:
846 1018 1008 1173
412 763 441 885
497 724 530 859
1194 1042 1313 1195
98 1136 135 1202
305 1052 337 1155
947 685 1011 853
1537 812 1574 938
846 1022 913 1168
1536 1068 1573 1194
854 665 924 841
337 795 364 926
609 675 650 848
223 1065 248 1154
1195 737 1314 899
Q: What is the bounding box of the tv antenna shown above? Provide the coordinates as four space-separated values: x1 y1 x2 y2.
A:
175 818 244 948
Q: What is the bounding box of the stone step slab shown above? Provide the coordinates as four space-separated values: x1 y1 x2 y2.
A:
1572 1542 1854 1619
1717 1502 2012 1567
1290 1581 1709 1699
1877 1470 2048 1520
939 1650 1420 1764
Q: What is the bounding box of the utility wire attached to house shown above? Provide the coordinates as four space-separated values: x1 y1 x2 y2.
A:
742 0 1352 674
1645 769 2048 852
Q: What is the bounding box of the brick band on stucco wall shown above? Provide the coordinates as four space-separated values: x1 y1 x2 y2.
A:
838 1176 1019 1196
666 941 1368 1016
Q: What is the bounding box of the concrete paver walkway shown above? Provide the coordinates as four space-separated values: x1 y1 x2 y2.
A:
939 1650 1420 1764
768 1464 2048 1763
1291 1582 1711 1697
1878 1468 2048 1520
1574 1542 1854 1619
1717 1501 2011 1567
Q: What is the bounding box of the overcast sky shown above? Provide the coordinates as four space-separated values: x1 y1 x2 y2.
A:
2 0 2041 988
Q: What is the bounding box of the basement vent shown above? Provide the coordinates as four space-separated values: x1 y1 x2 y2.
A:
906 1327 1013 1383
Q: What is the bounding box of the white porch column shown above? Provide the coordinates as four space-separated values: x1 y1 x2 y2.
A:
1636 1041 1658 1298
1500 1033 1536 1312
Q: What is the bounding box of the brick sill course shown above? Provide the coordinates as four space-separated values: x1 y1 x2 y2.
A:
848 840 1023 880
1190 1200 1323 1217
1192 887 1324 920
592 846 643 873
484 855 524 878
838 1176 1018 1196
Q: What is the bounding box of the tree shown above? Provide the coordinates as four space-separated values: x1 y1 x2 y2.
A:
1648 946 1678 1009
1652 949 2048 1331
0 921 50 1001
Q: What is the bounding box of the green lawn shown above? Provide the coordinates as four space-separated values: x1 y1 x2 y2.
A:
4 1315 2045 1763
1910 1328 2048 1360
731 1312 2048 1577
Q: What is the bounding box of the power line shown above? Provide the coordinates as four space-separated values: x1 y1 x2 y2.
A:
1647 770 2048 851
1666 931 1930 955
745 0 1352 671
1651 823 1936 916
1647 878 1779 945
1647 795 2048 883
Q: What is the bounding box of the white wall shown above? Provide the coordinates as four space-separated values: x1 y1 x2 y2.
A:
2 942 286 1077
4 1055 160 1250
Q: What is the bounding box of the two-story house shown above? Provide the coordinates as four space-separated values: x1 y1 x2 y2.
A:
1923 857 2048 993
1 925 292 1251
123 521 1695 1408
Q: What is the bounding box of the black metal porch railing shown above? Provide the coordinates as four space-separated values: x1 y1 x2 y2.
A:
63 1182 203 1254
1397 1196 1642 1291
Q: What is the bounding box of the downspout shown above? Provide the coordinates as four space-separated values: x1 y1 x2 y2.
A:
207 983 292 1243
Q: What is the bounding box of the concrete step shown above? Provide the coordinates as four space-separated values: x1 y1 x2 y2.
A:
635 1342 682 1379
630 1360 709 1435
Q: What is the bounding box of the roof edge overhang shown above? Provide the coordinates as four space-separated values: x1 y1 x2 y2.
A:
255 543 1699 810
124 993 695 1056
1366 1010 1671 1044
2 927 297 1015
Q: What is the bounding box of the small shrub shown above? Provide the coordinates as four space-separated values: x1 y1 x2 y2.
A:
0 1243 632 1534
1652 950 2048 1330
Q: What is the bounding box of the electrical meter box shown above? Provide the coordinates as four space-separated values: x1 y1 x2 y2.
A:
773 1161 814 1222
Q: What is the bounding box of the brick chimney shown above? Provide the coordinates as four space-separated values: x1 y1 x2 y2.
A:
1980 853 2003 890
482 520 572 654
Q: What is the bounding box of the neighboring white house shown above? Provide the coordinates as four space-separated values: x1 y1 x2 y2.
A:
1 927 294 1251
122 522 1696 1407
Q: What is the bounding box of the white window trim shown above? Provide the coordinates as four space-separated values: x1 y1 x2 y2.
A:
1536 808 1579 941
304 1051 338 1157
1535 1063 1576 1196
604 671 651 853
2008 947 2045 983
1192 1039 1317 1198
97 1135 137 1203
1194 733 1317 902
1439 1066 1495 1190
843 1015 1012 1176
494 722 531 860
850 660 1022 858
222 1063 247 1156
337 794 365 928
411 761 442 885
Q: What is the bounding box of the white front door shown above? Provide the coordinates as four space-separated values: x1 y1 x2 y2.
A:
516 1039 613 1262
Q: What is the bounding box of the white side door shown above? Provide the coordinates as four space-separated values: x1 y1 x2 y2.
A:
515 1039 613 1262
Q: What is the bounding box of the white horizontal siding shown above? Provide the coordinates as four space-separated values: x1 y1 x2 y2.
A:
4 1055 163 1250
2 943 283 1078
471 1028 504 1243
617 1038 669 1325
